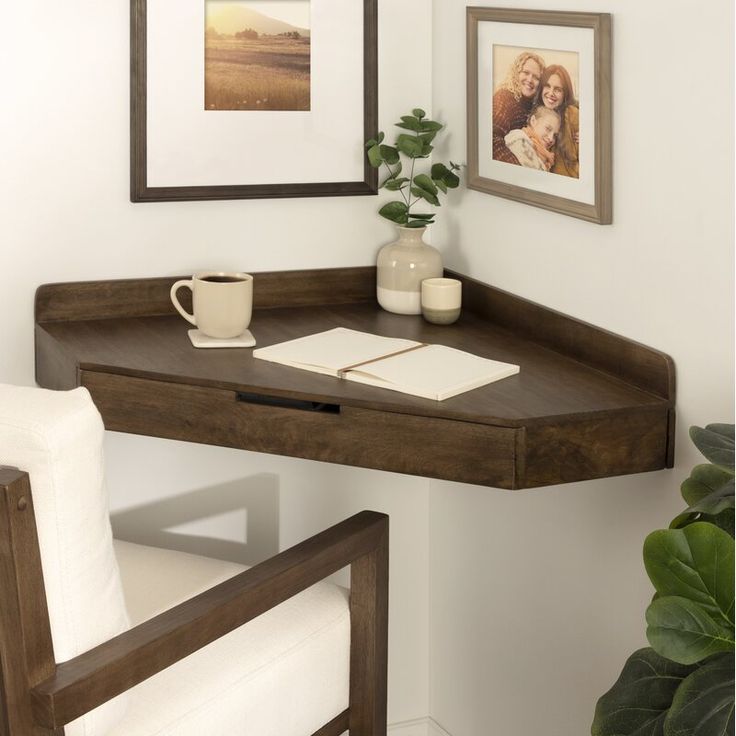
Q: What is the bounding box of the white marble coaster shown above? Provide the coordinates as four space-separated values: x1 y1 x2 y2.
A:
188 329 256 348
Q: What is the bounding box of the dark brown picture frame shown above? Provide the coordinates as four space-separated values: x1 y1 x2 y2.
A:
466 7 612 224
130 0 378 203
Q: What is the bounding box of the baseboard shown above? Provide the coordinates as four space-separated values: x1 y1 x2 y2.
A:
388 716 452 736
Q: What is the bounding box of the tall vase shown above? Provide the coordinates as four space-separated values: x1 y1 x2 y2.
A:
376 226 442 315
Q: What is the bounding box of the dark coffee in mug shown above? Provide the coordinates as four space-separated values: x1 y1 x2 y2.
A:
202 275 244 283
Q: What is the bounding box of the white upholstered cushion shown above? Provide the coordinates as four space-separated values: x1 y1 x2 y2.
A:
0 384 130 736
110 540 350 736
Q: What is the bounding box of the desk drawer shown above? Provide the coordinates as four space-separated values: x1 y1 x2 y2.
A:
81 371 522 489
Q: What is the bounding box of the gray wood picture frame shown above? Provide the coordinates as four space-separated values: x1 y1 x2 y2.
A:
466 7 612 224
130 0 378 203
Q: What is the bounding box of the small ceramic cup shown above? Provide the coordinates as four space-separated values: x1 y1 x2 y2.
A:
421 278 462 325
170 272 253 338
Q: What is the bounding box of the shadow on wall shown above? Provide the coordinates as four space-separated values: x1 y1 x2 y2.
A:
111 474 280 566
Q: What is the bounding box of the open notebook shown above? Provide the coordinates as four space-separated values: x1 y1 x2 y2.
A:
252 327 519 401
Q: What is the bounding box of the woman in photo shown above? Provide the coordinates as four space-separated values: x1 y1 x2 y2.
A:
492 51 545 164
532 64 579 178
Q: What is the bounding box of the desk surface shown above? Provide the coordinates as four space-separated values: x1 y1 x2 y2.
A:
35 267 675 489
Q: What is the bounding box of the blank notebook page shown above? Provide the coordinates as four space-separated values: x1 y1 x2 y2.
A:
253 327 419 372
348 344 518 396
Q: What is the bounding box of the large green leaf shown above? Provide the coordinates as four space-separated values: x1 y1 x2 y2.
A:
591 648 695 736
687 481 735 516
419 119 443 132
664 653 734 736
681 464 735 506
644 524 734 622
383 177 409 192
413 174 438 195
367 144 385 168
379 145 400 165
431 162 461 189
646 596 735 665
396 134 424 158
410 186 440 207
710 509 735 538
691 425 735 470
395 115 423 131
378 201 408 224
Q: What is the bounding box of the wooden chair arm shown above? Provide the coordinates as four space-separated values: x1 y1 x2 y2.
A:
31 510 389 730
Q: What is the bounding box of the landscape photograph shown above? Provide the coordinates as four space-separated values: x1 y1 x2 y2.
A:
205 0 311 111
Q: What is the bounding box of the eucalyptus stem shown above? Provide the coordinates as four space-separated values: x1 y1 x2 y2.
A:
383 161 409 207
365 109 460 228
406 155 417 221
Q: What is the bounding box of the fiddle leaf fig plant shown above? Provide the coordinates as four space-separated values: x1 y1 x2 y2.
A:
591 423 735 736
365 108 460 228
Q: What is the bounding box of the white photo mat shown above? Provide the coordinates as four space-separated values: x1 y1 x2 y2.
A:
146 0 364 187
476 21 596 205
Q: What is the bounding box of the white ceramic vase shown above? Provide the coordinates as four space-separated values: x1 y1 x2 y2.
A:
376 226 442 315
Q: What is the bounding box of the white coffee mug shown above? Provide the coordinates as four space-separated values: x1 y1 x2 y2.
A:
421 277 462 325
170 272 253 339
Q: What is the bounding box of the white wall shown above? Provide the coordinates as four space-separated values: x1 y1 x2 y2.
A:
1 0 432 726
3 0 734 734
429 1 734 734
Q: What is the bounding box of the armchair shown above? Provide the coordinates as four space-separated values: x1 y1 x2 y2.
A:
0 384 388 735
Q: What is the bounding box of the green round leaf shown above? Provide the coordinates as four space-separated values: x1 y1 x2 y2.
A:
379 145 400 166
591 647 695 736
412 108 426 119
664 653 734 736
431 162 461 189
413 174 438 195
707 424 735 441
410 186 440 207
396 134 424 158
646 596 735 665
378 201 408 224
383 177 409 191
682 464 735 506
690 425 735 470
367 144 383 168
687 480 735 516
644 523 734 622
396 115 422 132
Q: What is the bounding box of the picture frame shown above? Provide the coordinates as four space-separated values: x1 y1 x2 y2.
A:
131 0 378 202
466 7 611 224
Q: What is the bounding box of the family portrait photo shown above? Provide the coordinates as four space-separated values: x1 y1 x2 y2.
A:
492 45 579 179
205 0 311 111
466 8 611 224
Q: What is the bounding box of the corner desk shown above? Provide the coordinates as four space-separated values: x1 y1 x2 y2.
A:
34 267 675 490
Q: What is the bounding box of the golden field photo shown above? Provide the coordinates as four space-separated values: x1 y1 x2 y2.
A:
205 0 311 111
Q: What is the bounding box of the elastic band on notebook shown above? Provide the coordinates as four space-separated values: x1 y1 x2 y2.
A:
337 343 428 379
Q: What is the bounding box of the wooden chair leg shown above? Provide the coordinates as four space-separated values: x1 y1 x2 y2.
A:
348 518 389 736
0 468 62 736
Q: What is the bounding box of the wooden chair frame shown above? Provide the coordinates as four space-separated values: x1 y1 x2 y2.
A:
0 467 388 736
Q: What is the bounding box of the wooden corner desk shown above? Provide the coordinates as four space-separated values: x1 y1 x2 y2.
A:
34 267 675 490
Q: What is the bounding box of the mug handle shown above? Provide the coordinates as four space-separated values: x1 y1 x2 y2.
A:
170 280 197 326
